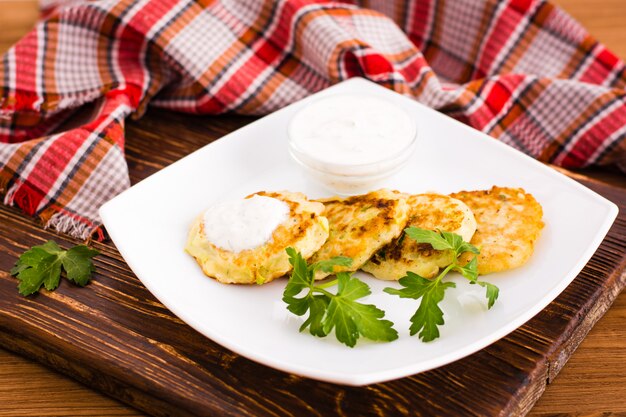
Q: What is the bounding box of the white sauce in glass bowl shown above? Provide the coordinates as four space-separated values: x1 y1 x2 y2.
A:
288 95 416 167
287 94 418 194
202 195 289 253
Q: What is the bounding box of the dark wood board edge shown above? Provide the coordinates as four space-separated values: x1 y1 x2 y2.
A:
542 179 626 381
0 329 189 417
545 268 626 383
509 178 626 416
511 255 626 417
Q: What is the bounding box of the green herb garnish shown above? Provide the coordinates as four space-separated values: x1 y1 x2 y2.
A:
11 240 100 296
282 248 398 347
384 227 499 342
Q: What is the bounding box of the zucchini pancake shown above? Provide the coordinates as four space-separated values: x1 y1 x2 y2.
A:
450 186 544 275
309 189 410 279
185 191 329 284
361 194 477 280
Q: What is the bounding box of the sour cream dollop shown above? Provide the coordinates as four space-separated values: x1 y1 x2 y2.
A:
203 195 289 253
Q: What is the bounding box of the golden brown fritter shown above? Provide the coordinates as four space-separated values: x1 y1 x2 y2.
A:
309 189 409 279
361 194 477 280
185 191 329 284
450 186 544 275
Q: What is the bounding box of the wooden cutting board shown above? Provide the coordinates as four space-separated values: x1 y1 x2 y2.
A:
0 109 624 417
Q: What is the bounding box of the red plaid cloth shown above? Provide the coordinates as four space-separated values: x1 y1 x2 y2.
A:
1 0 625 240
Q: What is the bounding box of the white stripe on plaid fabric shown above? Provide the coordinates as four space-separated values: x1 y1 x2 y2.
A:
35 100 131 214
487 1 545 76
7 136 57 185
588 123 626 165
469 0 510 80
552 97 625 166
482 77 535 135
64 142 130 223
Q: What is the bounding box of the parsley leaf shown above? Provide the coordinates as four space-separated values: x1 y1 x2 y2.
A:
62 245 99 285
385 227 499 342
11 240 100 296
312 256 352 274
477 280 500 309
405 227 480 255
283 247 312 309
454 256 479 282
384 272 456 342
283 249 398 347
322 272 397 347
300 295 329 336
404 227 454 251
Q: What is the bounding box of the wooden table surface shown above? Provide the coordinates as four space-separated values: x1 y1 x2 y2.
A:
0 1 624 416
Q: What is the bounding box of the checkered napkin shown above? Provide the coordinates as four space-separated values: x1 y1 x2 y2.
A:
1 0 625 240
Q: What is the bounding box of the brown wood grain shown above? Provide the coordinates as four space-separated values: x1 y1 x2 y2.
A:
0 0 625 416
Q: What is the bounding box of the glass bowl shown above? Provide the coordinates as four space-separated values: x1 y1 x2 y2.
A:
287 94 418 195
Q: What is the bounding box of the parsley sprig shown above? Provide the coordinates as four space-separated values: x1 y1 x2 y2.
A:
384 227 499 342
282 248 398 347
11 240 100 296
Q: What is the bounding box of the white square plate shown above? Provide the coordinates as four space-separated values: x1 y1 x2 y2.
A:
100 78 618 386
